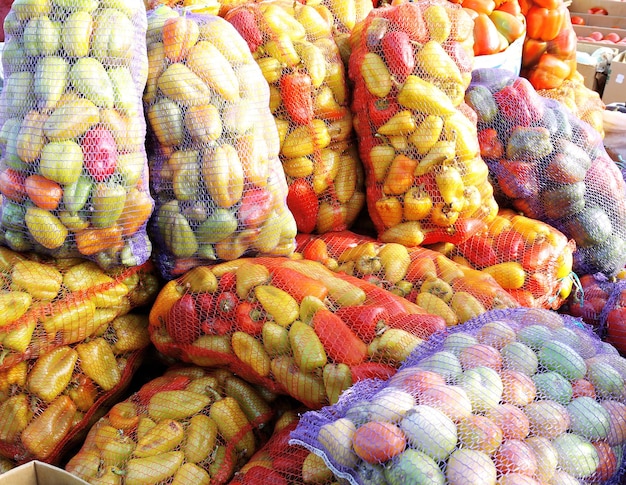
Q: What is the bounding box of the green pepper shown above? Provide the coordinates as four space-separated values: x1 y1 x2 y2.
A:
196 208 238 244
61 10 92 58
63 175 93 213
465 84 498 124
4 71 36 117
69 57 114 108
162 210 198 258
23 15 60 56
4 230 32 252
1 200 26 230
34 56 69 111
91 8 133 62
2 39 29 71
108 66 138 115
0 118 28 171
147 97 183 147
506 126 553 160
171 150 200 202
91 182 127 228
39 140 84 185
116 152 145 188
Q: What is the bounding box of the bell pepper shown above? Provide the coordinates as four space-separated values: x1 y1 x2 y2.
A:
350 362 396 382
398 75 456 116
147 97 183 147
334 305 389 343
17 109 47 165
91 8 133 62
381 30 415 81
312 309 367 366
24 15 60 56
26 346 78 403
234 301 265 336
270 266 329 303
210 395 256 458
69 57 114 109
160 206 199 259
281 120 331 159
289 320 328 372
525 5 566 41
227 8 263 53
0 168 26 203
81 126 118 183
125 451 184 485
91 182 127 228
361 52 392 98
388 2 428 42
232 330 271 377
25 206 68 249
382 154 418 196
39 140 84 186
322 363 352 405
271 355 326 408
162 15 199 62
0 394 31 443
286 178 319 234
187 41 239 103
75 338 120 391
254 285 299 328
34 56 69 112
296 42 327 89
527 53 572 90
239 186 272 228
224 376 272 424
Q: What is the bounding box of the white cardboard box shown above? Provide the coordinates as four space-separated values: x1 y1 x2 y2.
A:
0 461 89 485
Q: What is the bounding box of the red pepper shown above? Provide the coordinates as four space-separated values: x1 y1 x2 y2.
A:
478 128 504 160
334 305 390 343
527 53 572 91
456 234 499 268
526 272 554 299
227 8 263 53
271 266 329 302
464 0 496 15
390 313 447 339
239 186 273 227
219 272 237 292
166 293 201 344
421 218 487 246
280 72 314 125
82 125 117 182
198 292 232 335
546 27 577 59
286 179 318 234
367 96 400 128
235 301 265 336
381 30 415 81
473 13 502 56
312 309 367 366
522 38 548 69
526 5 566 42
267 424 309 475
492 84 533 126
299 237 330 265
0 168 26 202
239 466 288 485
511 77 544 121
388 2 428 43
522 240 554 271
492 229 526 261
350 362 396 382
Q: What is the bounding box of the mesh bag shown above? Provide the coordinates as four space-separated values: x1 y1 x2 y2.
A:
0 246 159 371
144 8 297 280
321 0 374 68
224 1 366 235
65 365 275 484
148 257 448 409
295 230 519 326
291 306 626 485
0 0 154 269
349 1 500 247
430 208 576 310
0 312 149 465
467 68 626 277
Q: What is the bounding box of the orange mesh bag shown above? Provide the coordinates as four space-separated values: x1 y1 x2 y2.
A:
429 208 576 310
0 312 149 465
0 246 159 372
0 0 154 269
291 307 626 485
144 8 297 280
349 1 500 247
65 365 275 484
224 1 366 235
149 257 448 409
295 230 519 327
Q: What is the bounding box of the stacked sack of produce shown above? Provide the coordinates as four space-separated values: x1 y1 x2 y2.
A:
0 0 154 269
144 8 297 279
466 68 626 277
295 230 520 326
148 257 451 409
350 0 500 247
224 0 366 235
292 307 626 484
65 365 278 484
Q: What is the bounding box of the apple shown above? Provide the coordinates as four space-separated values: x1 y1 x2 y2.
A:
446 448 497 485
525 436 558 483
442 332 479 355
586 360 625 398
571 378 596 399
588 440 618 482
566 396 611 441
368 388 416 423
457 366 503 412
493 439 538 477
524 400 570 439
388 368 446 397
416 350 462 381
601 400 626 446
475 320 516 349
532 371 573 405
419 384 473 421
484 403 530 440
519 308 564 330
589 31 605 41
456 414 503 454
537 341 586 381
604 32 622 43
459 343 502 371
384 448 445 485
501 369 536 406
399 404 458 461
516 325 553 351
501 342 538 376
552 432 599 478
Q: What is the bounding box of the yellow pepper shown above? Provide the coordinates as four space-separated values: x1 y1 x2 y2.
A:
134 419 185 458
264 34 300 67
383 154 418 196
313 149 339 195
271 355 326 408
210 396 256 458
380 221 425 247
75 338 120 391
296 41 327 88
201 144 244 208
409 115 444 156
377 110 417 136
232 331 271 377
482 262 526 290
0 291 32 328
0 394 31 442
27 346 78 402
41 298 97 340
148 390 211 422
398 75 456 115
289 320 327 372
187 41 239 102
255 285 299 327
361 52 392 98
125 451 184 485
282 120 331 159
375 196 403 229
261 3 307 42
184 414 217 464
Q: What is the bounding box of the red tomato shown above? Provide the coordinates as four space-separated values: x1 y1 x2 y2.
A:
570 15 585 24
606 306 626 353
603 32 622 43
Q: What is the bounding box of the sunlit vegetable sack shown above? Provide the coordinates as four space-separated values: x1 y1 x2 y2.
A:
467 68 626 277
349 0 500 248
0 0 154 269
65 365 276 484
291 307 626 485
144 7 297 280
295 230 519 327
0 312 149 466
0 246 159 372
148 256 448 409
224 1 366 235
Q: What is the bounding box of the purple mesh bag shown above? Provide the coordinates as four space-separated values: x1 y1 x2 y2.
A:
291 307 626 485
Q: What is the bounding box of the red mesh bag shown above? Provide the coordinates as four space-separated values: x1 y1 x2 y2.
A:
224 1 366 235
0 312 149 465
349 0 500 247
149 257 448 409
295 230 519 327
65 365 276 484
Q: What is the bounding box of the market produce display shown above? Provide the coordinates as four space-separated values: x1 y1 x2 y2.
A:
224 0 367 235
0 0 154 269
144 8 297 279
467 68 626 277
292 307 626 484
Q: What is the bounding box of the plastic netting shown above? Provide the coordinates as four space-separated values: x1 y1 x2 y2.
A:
0 0 154 269
291 306 626 485
467 68 626 277
65 365 276 484
224 1 366 235
349 1 500 248
295 230 520 326
0 246 159 371
0 312 149 466
429 208 576 310
144 8 297 280
148 256 448 409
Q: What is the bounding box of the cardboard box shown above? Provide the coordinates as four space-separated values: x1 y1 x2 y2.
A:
570 0 626 18
603 50 626 103
574 25 626 50
570 13 626 28
0 461 89 485
576 43 619 92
